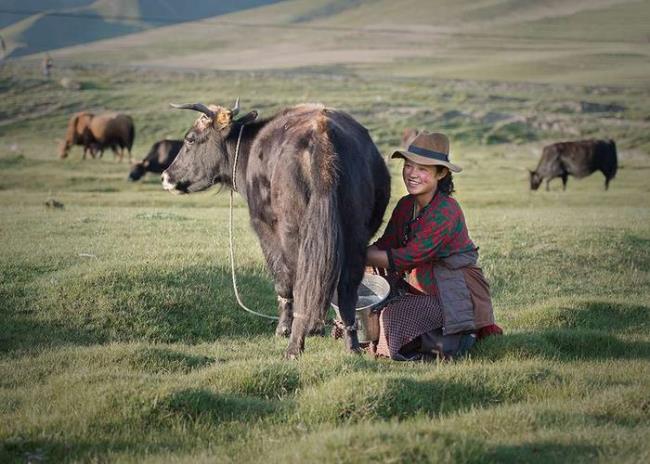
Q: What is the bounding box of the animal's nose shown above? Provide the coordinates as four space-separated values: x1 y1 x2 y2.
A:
161 171 175 191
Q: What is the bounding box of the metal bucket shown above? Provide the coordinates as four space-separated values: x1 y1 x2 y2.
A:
331 273 390 343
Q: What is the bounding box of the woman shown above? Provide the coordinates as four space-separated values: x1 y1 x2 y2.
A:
366 131 502 360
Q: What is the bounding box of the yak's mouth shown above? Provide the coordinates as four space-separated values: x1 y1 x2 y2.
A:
165 181 191 194
161 172 189 194
162 171 219 195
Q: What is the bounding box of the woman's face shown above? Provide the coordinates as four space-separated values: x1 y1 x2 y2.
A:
402 160 447 198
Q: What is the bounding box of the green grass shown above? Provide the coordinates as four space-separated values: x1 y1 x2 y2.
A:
1 59 649 463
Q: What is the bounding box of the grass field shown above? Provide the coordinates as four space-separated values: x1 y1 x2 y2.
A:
1 62 649 463
2 1 650 461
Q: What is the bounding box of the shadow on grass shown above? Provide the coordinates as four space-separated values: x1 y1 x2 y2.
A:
483 442 598 464
474 328 650 361
1 388 281 463
298 365 559 424
0 264 279 354
475 299 650 361
566 300 650 332
151 388 279 425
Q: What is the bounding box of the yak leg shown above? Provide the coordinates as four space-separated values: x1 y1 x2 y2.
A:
113 146 123 162
604 174 611 190
273 269 294 338
561 173 568 191
251 219 295 337
545 178 552 191
335 244 365 354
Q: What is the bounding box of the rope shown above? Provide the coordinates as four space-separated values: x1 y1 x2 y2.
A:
231 124 245 193
228 124 279 321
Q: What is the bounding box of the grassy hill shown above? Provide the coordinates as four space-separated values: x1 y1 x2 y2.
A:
0 0 281 57
1 60 650 464
6 0 647 86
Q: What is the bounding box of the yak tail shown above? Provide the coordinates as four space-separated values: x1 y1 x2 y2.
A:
293 190 341 330
292 114 341 332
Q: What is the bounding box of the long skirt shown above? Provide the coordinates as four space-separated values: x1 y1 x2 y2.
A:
375 294 444 360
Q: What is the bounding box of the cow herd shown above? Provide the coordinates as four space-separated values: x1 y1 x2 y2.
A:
60 110 618 192
59 111 182 181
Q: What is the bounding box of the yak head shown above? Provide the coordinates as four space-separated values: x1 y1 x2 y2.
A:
529 169 543 190
162 98 256 194
58 139 71 159
59 112 93 159
128 160 147 181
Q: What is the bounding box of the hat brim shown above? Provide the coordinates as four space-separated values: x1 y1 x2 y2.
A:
392 150 462 173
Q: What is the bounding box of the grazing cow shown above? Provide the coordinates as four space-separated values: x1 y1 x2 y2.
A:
162 99 391 359
58 111 96 159
129 139 182 181
87 113 135 162
59 112 135 161
529 139 618 191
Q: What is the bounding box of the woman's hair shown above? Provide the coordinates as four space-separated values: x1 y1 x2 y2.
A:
436 166 455 195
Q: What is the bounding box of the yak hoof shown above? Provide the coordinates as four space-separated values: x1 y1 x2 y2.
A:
344 331 361 353
284 349 301 360
349 346 364 355
275 324 291 338
308 319 326 336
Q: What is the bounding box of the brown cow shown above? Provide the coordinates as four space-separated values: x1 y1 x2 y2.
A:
59 112 135 161
59 111 96 159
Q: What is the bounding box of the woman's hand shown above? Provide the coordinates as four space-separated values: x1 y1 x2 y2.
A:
366 245 389 269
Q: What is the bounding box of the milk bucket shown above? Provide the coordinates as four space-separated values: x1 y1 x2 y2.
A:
331 273 390 343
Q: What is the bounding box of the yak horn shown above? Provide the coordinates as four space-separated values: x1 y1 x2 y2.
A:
170 103 215 119
231 97 240 116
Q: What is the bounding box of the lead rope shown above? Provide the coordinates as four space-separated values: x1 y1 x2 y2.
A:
228 124 279 321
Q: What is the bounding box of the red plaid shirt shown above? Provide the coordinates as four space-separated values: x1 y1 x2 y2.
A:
373 192 476 295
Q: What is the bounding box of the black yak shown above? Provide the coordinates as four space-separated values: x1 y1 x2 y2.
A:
162 99 391 359
129 139 182 181
530 139 617 191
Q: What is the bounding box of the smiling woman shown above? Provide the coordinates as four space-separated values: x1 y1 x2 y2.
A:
366 132 502 361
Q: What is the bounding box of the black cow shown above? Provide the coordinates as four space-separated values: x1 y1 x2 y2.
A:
162 99 391 359
529 139 617 191
129 139 182 181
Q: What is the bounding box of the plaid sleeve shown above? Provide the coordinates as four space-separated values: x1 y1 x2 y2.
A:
390 209 454 271
372 198 407 251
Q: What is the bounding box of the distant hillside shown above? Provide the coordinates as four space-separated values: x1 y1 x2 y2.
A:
5 0 650 86
0 0 282 57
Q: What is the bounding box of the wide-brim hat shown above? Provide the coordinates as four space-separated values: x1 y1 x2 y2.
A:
392 131 462 172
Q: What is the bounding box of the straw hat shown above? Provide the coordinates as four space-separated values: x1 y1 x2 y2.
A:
392 132 462 172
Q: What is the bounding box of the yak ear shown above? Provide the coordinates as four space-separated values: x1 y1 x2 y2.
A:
237 110 258 125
